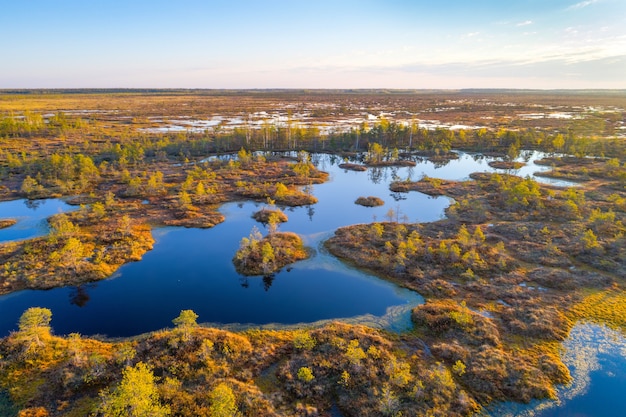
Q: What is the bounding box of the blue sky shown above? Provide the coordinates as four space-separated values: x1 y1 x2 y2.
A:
1 0 624 89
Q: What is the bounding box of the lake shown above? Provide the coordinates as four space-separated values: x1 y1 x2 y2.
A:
2 151 619 415
0 151 574 339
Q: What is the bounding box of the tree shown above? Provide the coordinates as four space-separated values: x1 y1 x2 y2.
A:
178 191 192 210
297 366 315 382
172 309 198 342
98 362 170 417
15 307 53 354
472 226 486 243
367 142 385 163
378 384 400 416
49 213 79 240
237 147 252 165
145 171 165 196
371 223 384 239
67 333 86 367
260 242 275 274
18 307 52 339
581 229 601 250
385 357 412 388
105 191 117 208
20 175 43 197
92 202 106 218
345 339 366 366
51 237 87 272
293 151 311 178
118 215 133 237
452 360 466 376
275 183 288 199
456 224 471 247
208 383 239 417
267 212 281 234
18 306 50 329
293 330 316 350
552 134 565 152
507 143 520 161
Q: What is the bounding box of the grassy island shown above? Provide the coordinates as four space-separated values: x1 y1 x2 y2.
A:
488 160 525 170
252 208 288 224
233 229 309 275
338 162 367 171
415 150 460 164
355 196 384 207
0 219 17 229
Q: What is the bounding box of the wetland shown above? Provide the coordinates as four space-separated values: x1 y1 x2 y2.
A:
0 90 625 417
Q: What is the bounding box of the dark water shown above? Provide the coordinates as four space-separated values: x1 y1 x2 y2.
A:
0 151 574 339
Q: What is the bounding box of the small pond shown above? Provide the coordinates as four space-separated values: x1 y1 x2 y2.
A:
0 151 575 339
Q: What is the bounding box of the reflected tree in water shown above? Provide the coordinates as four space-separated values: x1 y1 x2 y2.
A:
262 274 274 291
368 167 383 184
238 275 275 291
390 192 407 202
24 199 43 210
69 285 91 307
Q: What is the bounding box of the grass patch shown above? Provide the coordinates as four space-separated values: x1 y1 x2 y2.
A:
355 196 384 207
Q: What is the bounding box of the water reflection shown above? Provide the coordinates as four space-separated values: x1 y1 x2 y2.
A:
306 205 315 222
24 199 43 210
262 275 275 291
69 285 91 307
368 167 383 184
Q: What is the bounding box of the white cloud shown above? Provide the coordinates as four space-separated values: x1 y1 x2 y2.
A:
462 32 480 39
567 0 600 11
516 20 533 27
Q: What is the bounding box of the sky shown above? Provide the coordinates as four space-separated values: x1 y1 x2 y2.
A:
1 0 625 89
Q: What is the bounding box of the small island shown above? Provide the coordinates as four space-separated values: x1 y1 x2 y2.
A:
339 162 367 171
252 208 288 224
488 160 525 169
233 228 309 275
355 196 384 207
415 150 460 164
0 219 17 229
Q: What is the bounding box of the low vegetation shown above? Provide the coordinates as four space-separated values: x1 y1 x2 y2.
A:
252 208 288 224
487 160 525 170
0 308 481 417
326 155 626 409
0 148 327 292
338 162 367 171
1 91 625 416
0 211 153 294
355 196 384 207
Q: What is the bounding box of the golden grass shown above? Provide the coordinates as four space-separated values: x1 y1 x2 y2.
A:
569 286 626 333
